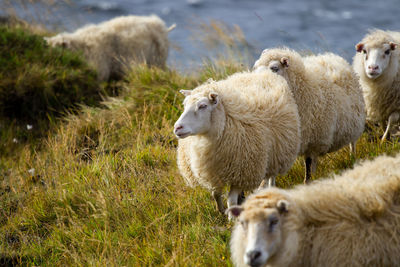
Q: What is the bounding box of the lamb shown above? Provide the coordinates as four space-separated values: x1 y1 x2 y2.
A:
229 154 400 267
253 48 365 183
174 71 301 217
45 15 174 81
353 29 400 142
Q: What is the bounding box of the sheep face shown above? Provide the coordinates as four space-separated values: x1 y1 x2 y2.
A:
253 58 289 78
229 200 289 267
356 42 397 79
174 90 219 139
44 35 72 49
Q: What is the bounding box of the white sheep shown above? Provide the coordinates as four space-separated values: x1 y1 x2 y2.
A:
229 154 400 267
253 48 365 183
174 71 301 217
45 15 174 81
353 29 400 142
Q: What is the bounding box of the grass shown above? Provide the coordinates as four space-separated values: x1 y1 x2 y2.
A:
1 23 400 266
0 26 102 122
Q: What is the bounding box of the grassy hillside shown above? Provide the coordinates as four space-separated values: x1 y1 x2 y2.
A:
1 27 400 266
0 26 102 122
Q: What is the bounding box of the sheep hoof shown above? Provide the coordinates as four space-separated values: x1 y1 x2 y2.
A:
304 178 312 185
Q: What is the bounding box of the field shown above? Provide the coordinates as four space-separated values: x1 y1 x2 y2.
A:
1 21 400 266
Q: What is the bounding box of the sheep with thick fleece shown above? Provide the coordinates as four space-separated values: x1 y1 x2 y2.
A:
229 154 400 267
353 29 400 142
45 15 173 81
174 71 301 216
253 48 365 183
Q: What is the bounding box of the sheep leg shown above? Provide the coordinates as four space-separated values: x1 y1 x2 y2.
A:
258 180 267 189
227 187 241 208
304 157 314 184
227 187 242 220
258 176 276 190
268 177 276 187
349 142 356 157
212 191 225 214
237 191 246 205
382 112 400 143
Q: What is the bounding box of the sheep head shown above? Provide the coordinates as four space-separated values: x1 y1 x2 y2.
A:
174 89 219 139
253 48 292 79
228 193 290 267
355 41 397 79
44 35 71 49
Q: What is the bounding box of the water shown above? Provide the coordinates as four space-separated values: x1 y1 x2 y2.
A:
2 0 400 70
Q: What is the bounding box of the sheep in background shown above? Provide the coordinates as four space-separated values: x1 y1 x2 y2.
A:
353 29 400 142
229 154 400 267
253 48 365 183
174 71 301 217
45 15 174 81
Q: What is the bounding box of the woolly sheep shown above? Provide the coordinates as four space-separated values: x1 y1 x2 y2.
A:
253 48 365 183
229 154 400 267
353 29 400 142
174 71 301 217
45 15 174 81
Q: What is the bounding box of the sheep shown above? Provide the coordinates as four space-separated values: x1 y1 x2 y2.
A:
253 48 365 183
45 15 174 81
174 71 301 217
353 29 400 142
228 154 400 267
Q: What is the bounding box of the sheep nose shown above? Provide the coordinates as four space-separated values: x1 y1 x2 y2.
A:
174 125 183 132
368 65 379 70
246 250 262 265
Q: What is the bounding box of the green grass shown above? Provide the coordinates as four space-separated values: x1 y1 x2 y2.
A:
0 26 102 122
1 25 400 266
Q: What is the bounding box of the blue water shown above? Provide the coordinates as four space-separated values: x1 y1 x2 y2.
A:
2 0 400 70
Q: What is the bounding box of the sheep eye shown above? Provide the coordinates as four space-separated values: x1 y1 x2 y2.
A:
362 49 367 54
270 218 278 226
270 66 279 73
198 104 207 110
385 49 390 55
268 218 279 231
240 220 248 230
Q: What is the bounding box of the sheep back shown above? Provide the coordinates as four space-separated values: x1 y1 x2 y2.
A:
46 15 169 80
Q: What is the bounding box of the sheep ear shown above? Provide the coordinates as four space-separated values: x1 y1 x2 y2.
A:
226 205 243 218
180 90 192 97
209 92 219 105
253 59 260 70
356 43 364 53
280 57 289 68
261 48 270 55
390 42 397 50
276 199 289 214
